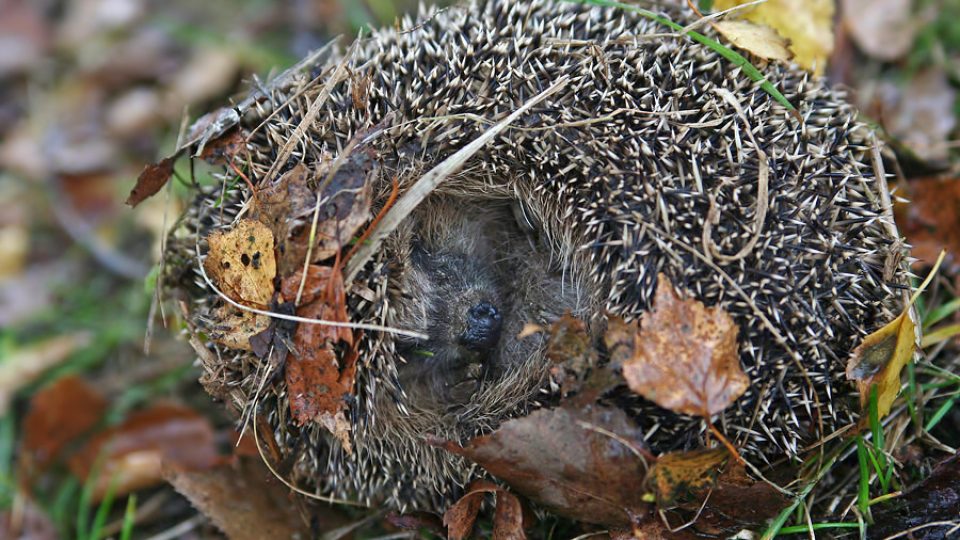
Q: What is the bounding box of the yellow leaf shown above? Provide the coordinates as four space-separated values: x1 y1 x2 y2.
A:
714 20 792 62
714 0 835 75
204 219 277 306
845 251 945 419
647 448 728 506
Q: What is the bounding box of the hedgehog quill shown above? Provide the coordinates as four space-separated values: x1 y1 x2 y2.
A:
162 0 910 514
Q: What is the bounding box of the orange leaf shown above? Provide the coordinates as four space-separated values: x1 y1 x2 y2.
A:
126 155 176 207
281 265 357 452
616 274 747 417
204 219 277 306
22 376 107 471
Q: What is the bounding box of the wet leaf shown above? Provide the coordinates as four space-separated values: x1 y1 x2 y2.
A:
164 456 327 540
846 252 942 419
69 403 218 499
280 265 357 452
443 480 526 540
700 461 789 526
22 376 107 470
615 274 747 418
841 0 917 61
126 155 176 207
714 0 834 74
647 448 728 507
870 450 960 539
714 20 792 61
438 405 651 527
204 219 277 306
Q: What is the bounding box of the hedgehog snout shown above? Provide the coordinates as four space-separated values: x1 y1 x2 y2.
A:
458 301 502 352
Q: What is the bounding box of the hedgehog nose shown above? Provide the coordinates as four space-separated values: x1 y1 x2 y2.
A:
460 302 502 352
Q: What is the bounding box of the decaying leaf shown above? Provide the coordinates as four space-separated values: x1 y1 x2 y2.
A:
699 461 789 526
22 376 107 471
304 152 374 263
206 305 271 352
198 126 245 165
870 450 960 539
443 480 526 540
615 274 747 418
253 162 317 274
714 0 834 74
714 20 792 61
164 457 328 540
280 265 357 452
846 252 943 419
438 405 651 527
542 313 598 397
0 333 92 415
204 219 277 306
647 448 728 507
68 403 219 499
126 155 176 207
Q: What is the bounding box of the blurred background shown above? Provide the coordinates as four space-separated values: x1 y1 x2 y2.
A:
1 0 959 538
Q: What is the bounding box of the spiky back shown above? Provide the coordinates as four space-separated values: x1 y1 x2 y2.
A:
171 0 907 511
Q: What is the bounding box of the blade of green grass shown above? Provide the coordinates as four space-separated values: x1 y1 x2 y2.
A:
856 436 871 520
922 297 960 328
777 522 861 534
564 0 798 114
0 414 14 508
925 396 958 432
921 323 960 348
120 495 137 540
868 385 890 492
87 478 118 540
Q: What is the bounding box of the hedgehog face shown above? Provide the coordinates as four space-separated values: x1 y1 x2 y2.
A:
397 246 507 405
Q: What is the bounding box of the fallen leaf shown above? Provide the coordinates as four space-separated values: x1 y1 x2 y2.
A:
543 314 598 397
714 0 834 74
0 333 92 415
22 376 108 471
280 265 357 452
878 68 956 164
841 0 917 61
198 127 245 165
204 219 277 306
647 448 729 507
438 405 651 527
164 457 335 540
869 450 960 539
895 177 960 272
699 461 789 527
846 252 942 419
206 305 271 352
443 480 526 540
126 155 176 207
252 163 318 275
69 403 219 499
714 20 792 61
616 274 747 418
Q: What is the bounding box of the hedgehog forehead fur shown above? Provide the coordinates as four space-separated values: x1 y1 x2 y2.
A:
169 0 909 512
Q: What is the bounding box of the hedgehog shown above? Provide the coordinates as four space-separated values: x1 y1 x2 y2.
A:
165 0 910 513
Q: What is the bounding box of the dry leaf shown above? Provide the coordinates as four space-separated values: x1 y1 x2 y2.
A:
543 314 598 397
647 448 728 507
126 155 176 207
616 274 747 418
846 252 942 419
306 154 373 263
206 305 271 352
252 163 318 275
870 450 960 537
204 219 277 306
164 457 329 540
198 127 245 165
841 0 917 61
715 0 834 74
443 480 526 540
69 403 219 499
280 265 357 452
438 405 651 527
878 68 956 164
714 20 792 61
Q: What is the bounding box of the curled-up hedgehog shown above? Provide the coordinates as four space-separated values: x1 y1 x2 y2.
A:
164 0 911 514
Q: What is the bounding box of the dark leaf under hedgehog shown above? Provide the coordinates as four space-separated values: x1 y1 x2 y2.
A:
160 0 913 521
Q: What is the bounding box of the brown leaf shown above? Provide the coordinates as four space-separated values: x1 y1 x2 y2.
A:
702 462 789 526
22 376 107 471
252 163 317 275
126 155 176 207
438 405 651 527
206 305 271 352
647 448 728 507
896 177 960 272
307 148 375 263
878 68 956 163
0 333 92 416
280 265 357 452
204 219 277 306
198 127 244 165
870 450 960 538
164 457 328 540
443 480 526 540
69 403 218 499
543 314 598 398
616 274 747 418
